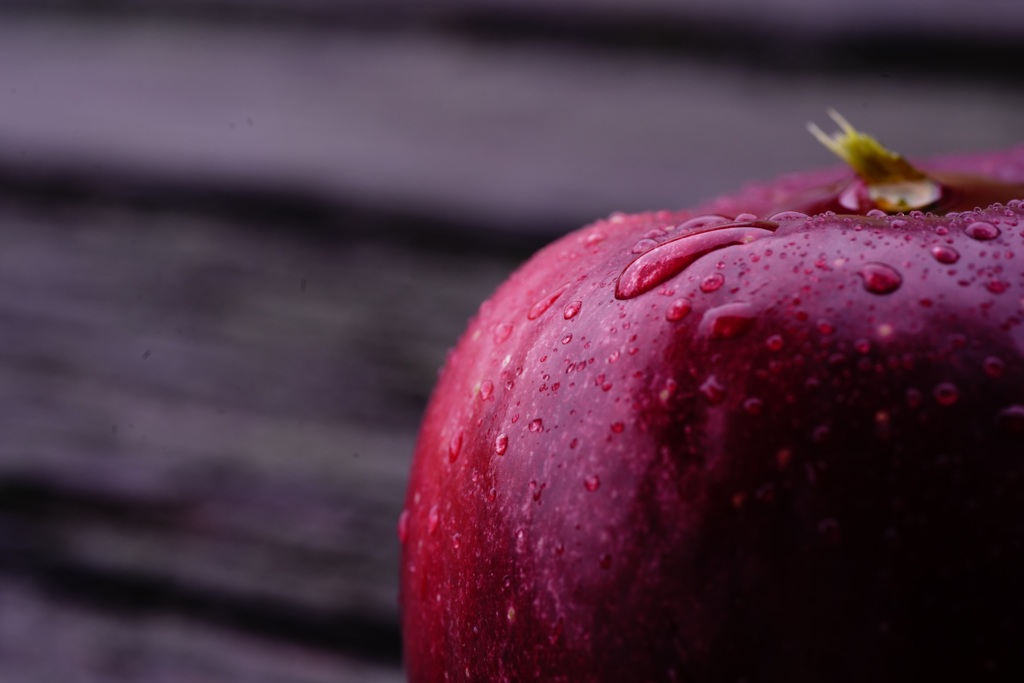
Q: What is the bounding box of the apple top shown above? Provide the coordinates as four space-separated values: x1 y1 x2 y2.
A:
808 110 1024 215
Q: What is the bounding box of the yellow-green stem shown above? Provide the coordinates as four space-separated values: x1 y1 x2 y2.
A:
808 110 942 213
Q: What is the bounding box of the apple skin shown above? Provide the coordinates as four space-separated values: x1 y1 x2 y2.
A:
400 146 1024 682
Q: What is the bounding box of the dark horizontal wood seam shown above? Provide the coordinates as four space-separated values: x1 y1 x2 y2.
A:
0 476 403 665
0 158 559 258
0 4 1018 82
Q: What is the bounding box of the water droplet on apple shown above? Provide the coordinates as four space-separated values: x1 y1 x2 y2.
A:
996 404 1024 433
700 375 726 404
755 482 776 504
494 432 509 455
494 323 513 344
666 298 692 322
631 238 659 254
767 210 811 222
858 263 903 294
480 380 494 400
930 245 960 264
675 214 732 232
584 475 600 492
528 283 570 320
615 222 777 299
906 387 923 409
397 509 410 543
549 617 565 645
529 418 544 433
818 517 841 544
659 378 678 404
965 221 1000 241
743 397 763 415
428 504 440 534
561 334 573 345
701 302 755 340
854 338 871 354
934 382 959 406
986 280 1010 294
983 356 1006 378
563 300 582 320
452 532 462 550
766 334 785 352
610 422 625 434
776 448 792 470
449 429 464 463
507 605 517 623
700 272 725 293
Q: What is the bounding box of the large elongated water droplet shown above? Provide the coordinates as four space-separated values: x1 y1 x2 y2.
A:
448 429 464 463
528 283 570 320
615 222 777 299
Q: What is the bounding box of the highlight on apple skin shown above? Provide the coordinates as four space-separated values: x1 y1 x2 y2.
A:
399 114 1024 682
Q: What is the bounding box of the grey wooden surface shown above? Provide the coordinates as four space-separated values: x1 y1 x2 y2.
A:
0 3 1021 681
1 12 1022 234
0 198 521 681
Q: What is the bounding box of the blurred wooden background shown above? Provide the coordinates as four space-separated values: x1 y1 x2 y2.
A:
0 2 1021 681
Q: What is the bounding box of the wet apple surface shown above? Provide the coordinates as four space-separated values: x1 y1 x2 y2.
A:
400 120 1024 681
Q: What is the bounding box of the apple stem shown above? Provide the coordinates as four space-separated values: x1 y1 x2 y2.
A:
808 109 942 213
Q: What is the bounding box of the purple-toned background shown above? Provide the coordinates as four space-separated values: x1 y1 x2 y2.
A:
0 2 1021 681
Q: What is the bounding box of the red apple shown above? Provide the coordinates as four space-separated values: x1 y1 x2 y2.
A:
399 113 1024 682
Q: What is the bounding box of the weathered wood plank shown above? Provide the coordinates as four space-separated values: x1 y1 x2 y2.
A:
7 0 1024 39
0 201 520 676
0 580 405 682
0 16 1020 241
